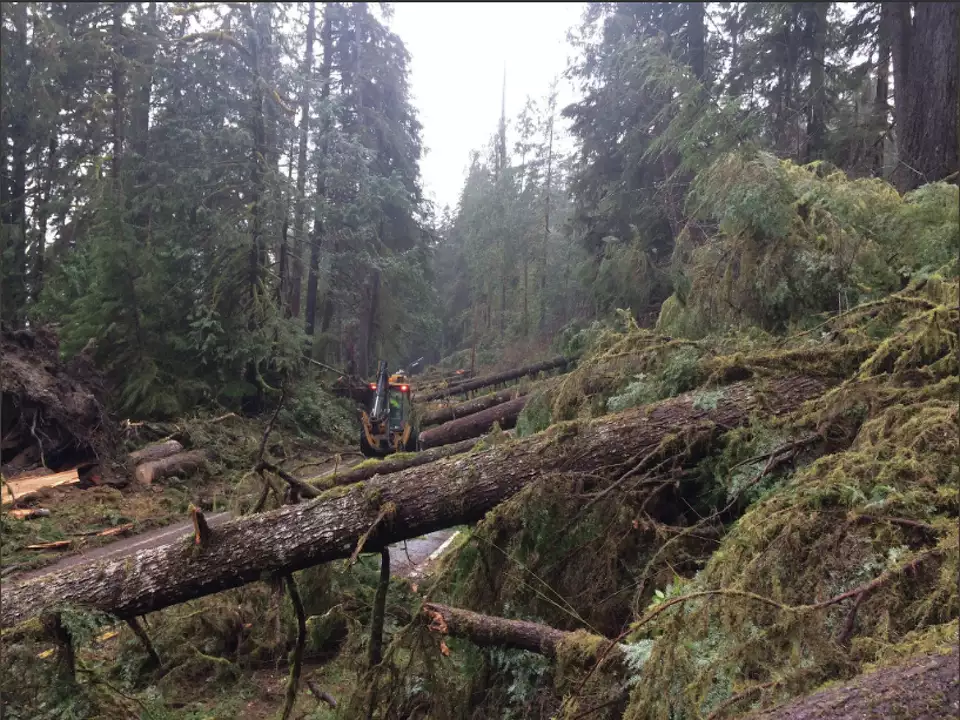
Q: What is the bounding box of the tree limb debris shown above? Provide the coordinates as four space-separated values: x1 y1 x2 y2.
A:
421 602 625 666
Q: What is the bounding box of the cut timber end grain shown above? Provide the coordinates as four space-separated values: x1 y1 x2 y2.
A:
134 450 211 485
1 469 80 508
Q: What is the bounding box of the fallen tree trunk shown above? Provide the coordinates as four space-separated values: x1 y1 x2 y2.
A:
745 647 958 720
312 438 482 488
421 388 528 427
422 602 625 665
134 450 211 485
127 440 184 466
419 396 528 449
1 375 824 628
417 356 569 401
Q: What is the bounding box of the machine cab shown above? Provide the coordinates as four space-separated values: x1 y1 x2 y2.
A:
385 371 412 431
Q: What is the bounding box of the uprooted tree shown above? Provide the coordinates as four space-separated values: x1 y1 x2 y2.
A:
2 375 825 628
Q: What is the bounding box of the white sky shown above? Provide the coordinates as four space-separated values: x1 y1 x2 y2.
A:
388 2 586 213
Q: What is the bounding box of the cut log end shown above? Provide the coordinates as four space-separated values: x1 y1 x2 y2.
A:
135 450 211 486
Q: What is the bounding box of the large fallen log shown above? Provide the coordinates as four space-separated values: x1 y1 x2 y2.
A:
1 375 824 629
419 396 528 449
422 602 625 665
420 388 528 427
745 647 958 720
417 356 569 401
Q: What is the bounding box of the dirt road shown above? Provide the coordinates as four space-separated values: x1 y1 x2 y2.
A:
7 514 458 585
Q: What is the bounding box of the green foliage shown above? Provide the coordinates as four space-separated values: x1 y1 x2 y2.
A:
669 153 958 335
279 379 356 443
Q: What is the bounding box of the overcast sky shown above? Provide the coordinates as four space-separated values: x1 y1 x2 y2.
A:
388 2 586 213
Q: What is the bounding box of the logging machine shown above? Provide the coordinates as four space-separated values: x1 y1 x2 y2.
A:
360 361 419 457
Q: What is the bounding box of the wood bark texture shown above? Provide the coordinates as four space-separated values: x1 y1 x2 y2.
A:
746 647 958 720
422 602 622 664
421 388 528 427
134 450 210 485
417 357 569 401
1 375 824 628
419 396 528 449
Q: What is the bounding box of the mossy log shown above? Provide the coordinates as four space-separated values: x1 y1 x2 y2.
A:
417 356 569 401
419 396 528 449
0 375 824 629
134 449 211 485
313 438 481 488
421 388 528 427
422 602 624 665
745 647 958 720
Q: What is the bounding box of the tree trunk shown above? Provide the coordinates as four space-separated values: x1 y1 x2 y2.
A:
363 268 381 378
873 4 891 177
1 375 825 628
419 396 528 450
111 3 126 184
134 449 211 486
305 4 333 337
890 2 960 191
313 438 483 489
32 134 58 303
687 2 706 82
289 1 316 319
421 389 528 427
422 602 625 665
5 2 30 327
417 356 569 401
746 648 958 720
539 93 554 333
805 2 828 161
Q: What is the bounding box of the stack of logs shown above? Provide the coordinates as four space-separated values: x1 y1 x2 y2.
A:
128 440 211 485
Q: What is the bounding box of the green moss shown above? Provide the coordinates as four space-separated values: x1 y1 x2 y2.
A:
317 482 362 501
556 630 607 672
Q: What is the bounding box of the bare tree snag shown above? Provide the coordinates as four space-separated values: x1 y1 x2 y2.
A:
281 574 306 720
1 376 825 628
419 396 528 449
125 616 162 668
190 504 212 547
42 612 75 684
420 388 528 427
744 647 958 720
127 440 184 466
417 357 569 401
307 680 338 708
422 602 624 666
311 438 481 488
135 449 211 485
369 549 390 667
